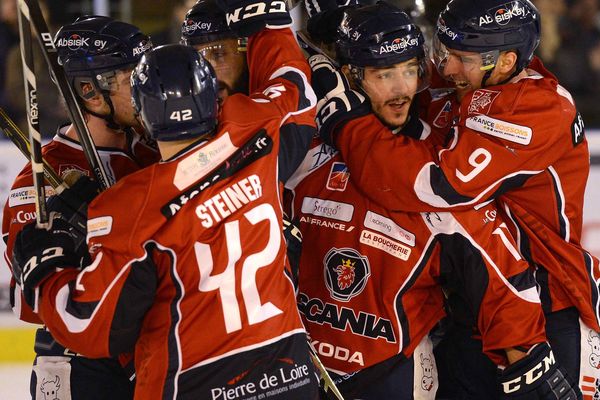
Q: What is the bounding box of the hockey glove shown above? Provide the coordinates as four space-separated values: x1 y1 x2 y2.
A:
306 4 356 45
309 54 369 147
216 0 291 37
12 212 89 309
497 342 582 400
47 175 100 237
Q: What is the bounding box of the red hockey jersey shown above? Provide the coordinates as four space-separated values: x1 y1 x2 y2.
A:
2 130 159 323
333 58 600 331
287 137 546 372
34 29 319 399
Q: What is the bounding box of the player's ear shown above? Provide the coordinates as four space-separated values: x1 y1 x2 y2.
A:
498 51 518 74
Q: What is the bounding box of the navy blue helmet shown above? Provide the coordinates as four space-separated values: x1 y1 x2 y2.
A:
181 0 242 47
55 16 152 90
436 0 540 72
336 2 426 68
131 44 219 142
54 16 152 128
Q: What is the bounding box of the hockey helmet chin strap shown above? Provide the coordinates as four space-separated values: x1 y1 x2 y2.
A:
480 50 524 88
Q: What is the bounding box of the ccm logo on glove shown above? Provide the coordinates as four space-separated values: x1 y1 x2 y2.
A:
502 350 555 393
226 0 287 25
20 247 65 284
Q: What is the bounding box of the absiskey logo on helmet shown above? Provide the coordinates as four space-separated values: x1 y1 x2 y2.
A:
133 40 153 57
437 18 459 41
479 2 528 27
56 33 89 50
379 36 419 55
56 33 109 51
182 19 213 34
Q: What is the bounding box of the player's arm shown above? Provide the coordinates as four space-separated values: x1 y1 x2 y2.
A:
2 171 57 323
12 185 155 358
433 206 580 398
218 0 317 182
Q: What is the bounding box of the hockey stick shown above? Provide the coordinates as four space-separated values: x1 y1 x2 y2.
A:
17 0 48 227
0 107 64 190
308 342 346 400
19 0 111 190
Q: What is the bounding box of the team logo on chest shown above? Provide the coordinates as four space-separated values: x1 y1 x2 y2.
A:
468 89 500 115
324 248 370 302
326 162 350 192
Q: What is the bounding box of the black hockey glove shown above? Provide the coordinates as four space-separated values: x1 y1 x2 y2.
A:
309 54 369 147
498 342 582 400
12 212 89 309
216 0 291 37
306 5 356 45
46 175 100 247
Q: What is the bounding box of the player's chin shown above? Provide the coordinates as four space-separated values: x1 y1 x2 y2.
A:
380 108 409 128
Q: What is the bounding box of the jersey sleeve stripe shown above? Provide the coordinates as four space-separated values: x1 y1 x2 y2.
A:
269 66 316 113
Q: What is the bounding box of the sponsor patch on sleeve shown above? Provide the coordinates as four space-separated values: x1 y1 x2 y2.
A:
466 115 532 145
571 112 585 146
87 216 113 240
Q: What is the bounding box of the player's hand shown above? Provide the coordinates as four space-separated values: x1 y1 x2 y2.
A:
47 174 99 245
12 212 89 309
309 54 369 147
497 342 582 400
216 0 291 37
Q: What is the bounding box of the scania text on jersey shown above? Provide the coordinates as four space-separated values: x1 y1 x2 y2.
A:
297 292 396 342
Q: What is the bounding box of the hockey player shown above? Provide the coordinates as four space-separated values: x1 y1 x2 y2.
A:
318 0 596 397
286 3 580 398
1 16 156 400
10 4 320 399
180 0 248 101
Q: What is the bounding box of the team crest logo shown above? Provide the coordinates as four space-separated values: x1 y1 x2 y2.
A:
326 162 350 191
324 248 370 302
468 89 500 115
432 100 453 128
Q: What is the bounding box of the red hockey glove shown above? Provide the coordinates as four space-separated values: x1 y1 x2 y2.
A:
498 342 582 400
217 0 292 37
309 54 369 147
12 213 89 309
